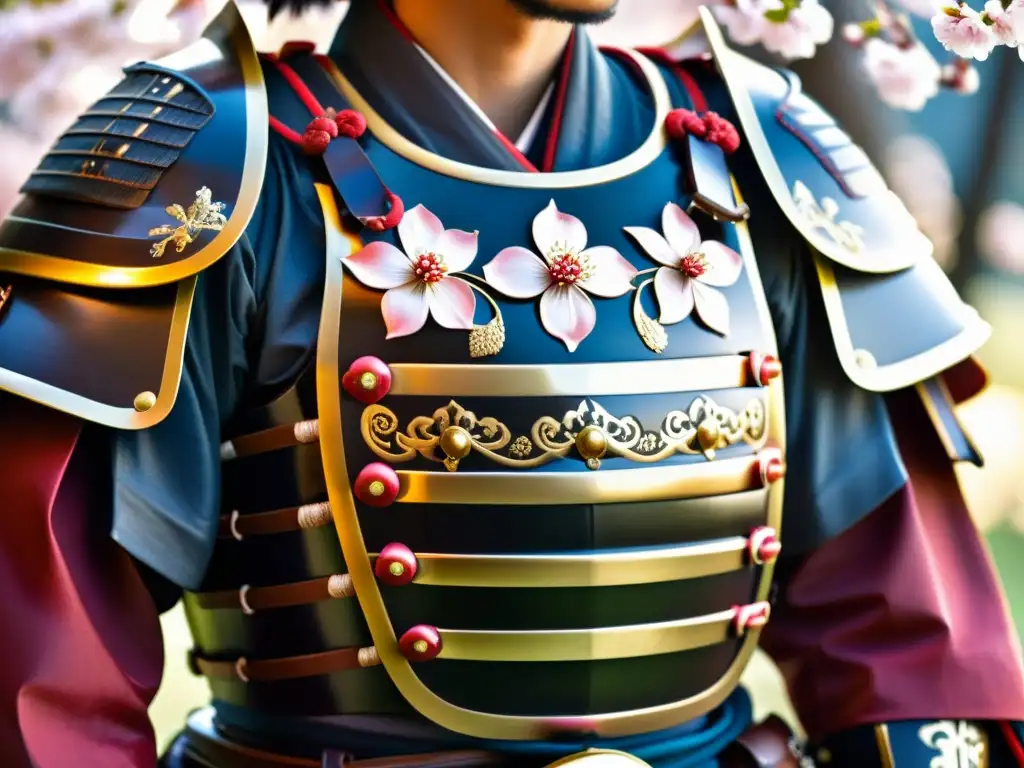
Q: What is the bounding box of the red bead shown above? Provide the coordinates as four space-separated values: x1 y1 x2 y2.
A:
399 624 442 662
665 108 707 140
748 351 782 386
342 356 392 404
759 453 785 486
335 109 367 139
747 526 781 565
374 542 417 586
732 601 771 636
308 115 339 138
354 463 400 507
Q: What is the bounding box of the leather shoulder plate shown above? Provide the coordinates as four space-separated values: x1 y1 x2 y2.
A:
0 0 267 290
0 1 266 429
700 8 989 391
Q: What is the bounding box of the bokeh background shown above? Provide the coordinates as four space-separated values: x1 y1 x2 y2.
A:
2 0 1022 751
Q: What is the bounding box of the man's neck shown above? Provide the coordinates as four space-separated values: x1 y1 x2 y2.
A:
392 0 572 140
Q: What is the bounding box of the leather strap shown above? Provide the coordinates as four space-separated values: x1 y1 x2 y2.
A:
190 645 380 682
192 574 354 612
719 716 801 768
221 419 320 460
218 501 333 539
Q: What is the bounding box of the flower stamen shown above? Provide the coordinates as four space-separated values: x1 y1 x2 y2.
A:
680 253 708 278
414 252 448 283
548 251 593 285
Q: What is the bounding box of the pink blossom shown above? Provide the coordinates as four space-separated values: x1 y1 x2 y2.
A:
759 0 834 60
342 205 479 339
863 38 941 111
715 0 779 46
984 0 1019 45
931 4 997 60
624 203 744 335
482 200 637 352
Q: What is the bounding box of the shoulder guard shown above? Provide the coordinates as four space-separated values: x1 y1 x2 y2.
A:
701 7 990 392
0 0 267 429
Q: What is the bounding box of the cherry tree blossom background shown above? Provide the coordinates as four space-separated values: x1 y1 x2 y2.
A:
1 0 1023 745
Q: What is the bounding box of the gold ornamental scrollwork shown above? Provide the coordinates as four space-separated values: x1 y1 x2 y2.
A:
148 186 227 258
361 396 766 472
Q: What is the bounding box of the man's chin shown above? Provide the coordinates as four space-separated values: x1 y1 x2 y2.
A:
506 0 619 25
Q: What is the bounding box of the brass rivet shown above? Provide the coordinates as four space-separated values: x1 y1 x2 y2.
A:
439 426 472 461
388 562 405 577
359 371 378 390
697 418 720 453
575 425 608 461
368 480 386 497
134 391 157 412
412 639 428 654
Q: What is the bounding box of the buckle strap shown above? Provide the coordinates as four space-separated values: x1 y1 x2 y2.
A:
218 501 333 540
220 419 320 460
189 645 381 683
192 574 354 613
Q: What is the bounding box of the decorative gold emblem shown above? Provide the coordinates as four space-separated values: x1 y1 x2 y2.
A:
792 181 865 255
918 721 987 768
148 186 227 258
361 396 765 471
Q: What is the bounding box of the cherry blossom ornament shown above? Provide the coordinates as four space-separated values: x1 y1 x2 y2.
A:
342 205 479 339
482 200 637 352
624 202 744 340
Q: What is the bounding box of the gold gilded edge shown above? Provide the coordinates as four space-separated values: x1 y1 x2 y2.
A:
0 0 269 289
875 724 897 768
0 276 196 429
317 183 781 739
394 455 760 506
320 50 669 189
437 609 736 662
814 253 991 393
544 752 651 768
701 6 919 275
402 538 748 588
389 355 750 398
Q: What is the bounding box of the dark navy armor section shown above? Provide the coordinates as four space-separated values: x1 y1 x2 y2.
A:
0 2 266 429
700 7 990 393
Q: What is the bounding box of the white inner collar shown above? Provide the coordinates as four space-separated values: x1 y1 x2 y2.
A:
414 42 557 153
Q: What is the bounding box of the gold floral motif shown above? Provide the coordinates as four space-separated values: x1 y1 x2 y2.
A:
148 186 227 258
361 396 766 470
632 279 668 354
918 721 987 768
469 316 506 358
792 181 865 255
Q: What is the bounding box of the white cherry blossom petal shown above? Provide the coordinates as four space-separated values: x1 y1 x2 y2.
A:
698 241 744 287
434 229 478 273
623 226 679 267
483 246 552 299
661 203 701 258
342 241 413 290
654 266 696 326
539 284 597 353
398 204 444 256
577 246 638 298
381 281 430 339
427 277 477 330
533 200 587 259
692 282 731 336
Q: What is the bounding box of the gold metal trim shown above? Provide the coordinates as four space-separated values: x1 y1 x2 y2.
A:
436 610 736 662
363 396 766 470
814 253 991 392
317 182 788 738
0 276 196 429
701 7 920 274
875 724 896 768
320 51 669 189
544 751 651 768
393 454 762 506
0 1 268 288
397 539 750 588
388 355 753 398
915 376 982 464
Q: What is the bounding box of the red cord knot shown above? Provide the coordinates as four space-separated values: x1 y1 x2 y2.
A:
335 108 367 139
363 191 405 232
732 601 771 636
747 526 781 566
664 108 741 155
300 109 367 154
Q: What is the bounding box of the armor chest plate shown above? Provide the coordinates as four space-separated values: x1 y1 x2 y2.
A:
311 100 787 740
